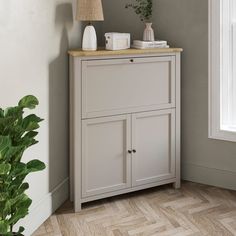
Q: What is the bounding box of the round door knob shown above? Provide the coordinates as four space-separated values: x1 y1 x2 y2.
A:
128 150 132 154
130 59 134 63
132 150 136 153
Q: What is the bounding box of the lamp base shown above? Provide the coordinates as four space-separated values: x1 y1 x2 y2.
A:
82 24 97 51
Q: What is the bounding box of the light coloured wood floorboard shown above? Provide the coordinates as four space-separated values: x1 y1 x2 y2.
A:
33 182 236 236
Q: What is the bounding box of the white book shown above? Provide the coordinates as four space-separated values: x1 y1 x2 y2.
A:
133 40 168 47
132 44 170 49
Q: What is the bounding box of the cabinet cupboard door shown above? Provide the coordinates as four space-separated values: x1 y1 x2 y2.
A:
132 110 176 187
82 115 131 198
82 56 175 118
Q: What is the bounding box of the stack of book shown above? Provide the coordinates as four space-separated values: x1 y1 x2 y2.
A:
132 40 169 49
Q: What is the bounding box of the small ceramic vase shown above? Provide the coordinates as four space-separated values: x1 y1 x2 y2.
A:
143 22 155 41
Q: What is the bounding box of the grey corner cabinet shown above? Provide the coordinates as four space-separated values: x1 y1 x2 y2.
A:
69 48 183 212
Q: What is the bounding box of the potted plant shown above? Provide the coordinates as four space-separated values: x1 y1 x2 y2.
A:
0 95 46 236
125 0 155 41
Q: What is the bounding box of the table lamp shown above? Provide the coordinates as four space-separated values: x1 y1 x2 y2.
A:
76 0 104 51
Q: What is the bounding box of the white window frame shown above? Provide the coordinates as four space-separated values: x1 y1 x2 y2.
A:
209 0 236 142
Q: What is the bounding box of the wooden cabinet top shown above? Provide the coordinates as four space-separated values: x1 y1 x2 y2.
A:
68 48 183 58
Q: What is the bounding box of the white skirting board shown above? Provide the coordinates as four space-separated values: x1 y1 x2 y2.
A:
182 163 236 190
16 178 69 236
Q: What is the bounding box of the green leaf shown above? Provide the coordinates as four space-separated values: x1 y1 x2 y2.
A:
10 163 27 177
0 136 24 163
0 136 11 160
125 0 152 22
10 183 29 197
9 194 32 225
18 226 25 234
22 114 43 131
4 146 24 163
27 160 46 173
8 176 25 192
8 208 29 225
0 192 8 201
0 220 9 234
16 195 32 209
20 136 38 149
4 106 23 118
0 108 4 118
9 193 26 206
18 95 39 109
0 117 14 135
19 183 29 191
2 200 11 218
23 131 38 139
0 163 11 175
0 202 5 217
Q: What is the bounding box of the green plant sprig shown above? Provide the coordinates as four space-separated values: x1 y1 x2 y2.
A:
125 0 153 22
0 95 46 236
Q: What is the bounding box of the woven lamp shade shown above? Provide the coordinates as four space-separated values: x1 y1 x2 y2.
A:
76 0 104 21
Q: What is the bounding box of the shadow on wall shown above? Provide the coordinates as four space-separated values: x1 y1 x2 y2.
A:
48 3 73 209
99 0 144 45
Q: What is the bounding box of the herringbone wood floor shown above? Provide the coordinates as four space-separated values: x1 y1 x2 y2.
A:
33 182 236 236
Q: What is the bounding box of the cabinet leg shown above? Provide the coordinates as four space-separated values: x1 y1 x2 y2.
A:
173 180 181 189
74 201 82 212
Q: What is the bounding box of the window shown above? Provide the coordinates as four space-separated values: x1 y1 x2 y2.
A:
209 0 236 141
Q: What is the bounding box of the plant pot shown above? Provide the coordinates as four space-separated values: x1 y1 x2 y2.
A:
143 22 155 41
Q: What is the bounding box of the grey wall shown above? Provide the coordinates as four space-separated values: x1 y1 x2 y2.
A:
0 0 81 234
100 0 236 190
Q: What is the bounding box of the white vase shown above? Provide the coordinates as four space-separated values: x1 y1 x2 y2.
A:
143 22 155 41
